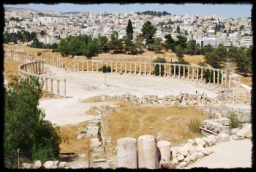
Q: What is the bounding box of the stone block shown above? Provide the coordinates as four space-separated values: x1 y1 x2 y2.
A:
179 146 189 157
177 155 184 162
231 128 240 135
197 152 205 159
172 158 178 165
216 133 230 142
183 156 190 164
196 145 204 152
43 161 54 169
33 160 42 169
236 128 250 138
207 135 216 145
195 138 206 146
220 126 231 135
188 146 197 155
178 162 187 168
214 117 231 126
202 137 213 147
22 163 31 169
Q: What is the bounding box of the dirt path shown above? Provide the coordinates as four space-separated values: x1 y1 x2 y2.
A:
185 138 252 169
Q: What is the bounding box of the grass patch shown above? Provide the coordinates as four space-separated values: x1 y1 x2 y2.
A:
103 106 208 149
57 121 90 153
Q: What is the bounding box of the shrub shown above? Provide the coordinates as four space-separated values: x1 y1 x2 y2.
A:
189 118 201 133
37 52 42 56
228 113 241 128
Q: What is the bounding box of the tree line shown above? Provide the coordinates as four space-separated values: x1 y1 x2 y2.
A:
4 19 252 74
137 10 171 16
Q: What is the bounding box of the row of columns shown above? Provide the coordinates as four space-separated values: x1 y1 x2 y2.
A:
18 62 66 98
72 60 231 86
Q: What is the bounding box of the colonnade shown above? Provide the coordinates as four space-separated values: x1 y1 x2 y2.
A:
18 62 66 98
4 45 66 98
72 60 233 87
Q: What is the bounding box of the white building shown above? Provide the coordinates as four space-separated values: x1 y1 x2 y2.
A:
196 37 220 48
240 36 252 47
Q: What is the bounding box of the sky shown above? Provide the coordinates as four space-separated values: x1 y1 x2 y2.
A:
4 3 252 18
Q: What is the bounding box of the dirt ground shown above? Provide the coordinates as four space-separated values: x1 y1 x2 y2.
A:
3 45 252 155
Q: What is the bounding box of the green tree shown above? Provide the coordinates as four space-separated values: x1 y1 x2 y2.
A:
126 19 134 40
175 45 184 61
4 76 61 168
175 35 187 49
164 34 175 52
148 37 163 53
153 57 166 76
40 30 46 37
97 35 109 52
176 25 180 33
108 31 123 51
141 21 157 47
185 40 197 55
202 44 214 55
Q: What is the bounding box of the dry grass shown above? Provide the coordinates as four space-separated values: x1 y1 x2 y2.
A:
85 106 99 116
57 121 90 153
183 54 207 65
239 76 252 87
4 60 23 82
103 104 208 150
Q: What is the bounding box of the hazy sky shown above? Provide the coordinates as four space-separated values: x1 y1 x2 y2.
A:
4 3 252 18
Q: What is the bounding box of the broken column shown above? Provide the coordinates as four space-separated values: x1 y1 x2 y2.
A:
157 140 171 162
137 135 157 169
117 137 137 169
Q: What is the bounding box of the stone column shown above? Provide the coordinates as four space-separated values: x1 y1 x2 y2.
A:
50 79 53 94
87 60 89 73
192 67 195 81
130 62 132 75
41 78 44 88
178 65 181 79
149 63 152 76
111 61 113 73
82 59 84 71
92 61 94 73
217 70 220 84
144 62 147 76
137 135 157 169
157 140 171 163
183 65 185 79
63 79 66 98
221 71 224 85
97 61 99 73
213 70 216 84
57 79 59 97
125 62 127 74
159 63 161 77
120 62 122 74
73 61 76 71
187 66 190 80
134 62 136 75
169 64 171 77
140 62 142 76
117 137 137 169
173 65 176 78
116 61 118 74
45 78 48 91
196 67 199 81
201 68 203 82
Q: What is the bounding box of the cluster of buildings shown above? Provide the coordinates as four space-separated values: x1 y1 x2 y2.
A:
4 7 252 48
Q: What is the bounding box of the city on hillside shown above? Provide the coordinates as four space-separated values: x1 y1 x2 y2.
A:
4 7 252 48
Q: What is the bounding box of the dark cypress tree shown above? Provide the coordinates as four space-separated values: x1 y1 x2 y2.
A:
126 19 134 40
